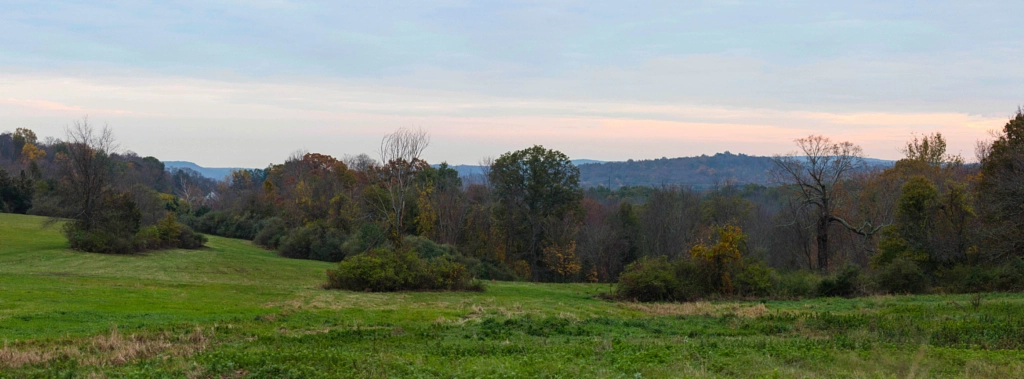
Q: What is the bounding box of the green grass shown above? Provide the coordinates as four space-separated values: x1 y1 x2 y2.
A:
1 213 1023 378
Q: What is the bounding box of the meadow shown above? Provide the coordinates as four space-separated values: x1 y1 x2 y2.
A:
1 213 1022 378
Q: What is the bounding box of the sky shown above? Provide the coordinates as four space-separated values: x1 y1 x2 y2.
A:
1 1 1021 167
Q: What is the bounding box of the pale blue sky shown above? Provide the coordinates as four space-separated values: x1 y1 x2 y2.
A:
1 1 1020 166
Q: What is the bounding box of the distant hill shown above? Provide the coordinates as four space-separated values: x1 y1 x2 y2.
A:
579 153 775 189
446 164 486 178
163 161 248 181
578 153 894 189
440 159 606 180
167 155 892 188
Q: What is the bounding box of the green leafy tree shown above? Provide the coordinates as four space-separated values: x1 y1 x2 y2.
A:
902 132 963 168
0 168 34 213
875 176 937 267
613 201 641 269
11 128 37 162
976 109 1024 260
875 132 975 268
490 145 583 280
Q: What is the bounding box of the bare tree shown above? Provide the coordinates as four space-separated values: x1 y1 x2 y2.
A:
177 174 205 211
771 135 882 271
638 185 701 259
374 127 430 245
54 118 118 230
476 156 494 187
343 153 378 173
775 196 816 269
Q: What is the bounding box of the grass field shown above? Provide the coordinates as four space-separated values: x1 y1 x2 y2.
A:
1 213 1023 378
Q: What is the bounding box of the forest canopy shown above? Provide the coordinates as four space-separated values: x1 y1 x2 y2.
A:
3 110 1023 296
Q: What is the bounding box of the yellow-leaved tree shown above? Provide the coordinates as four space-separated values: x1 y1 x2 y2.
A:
415 182 437 238
690 225 746 295
543 240 581 280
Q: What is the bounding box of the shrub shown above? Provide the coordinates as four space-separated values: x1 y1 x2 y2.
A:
735 260 775 297
939 264 993 293
132 213 207 251
993 258 1024 292
65 226 137 255
941 259 1024 293
157 213 183 247
670 259 709 301
309 228 346 262
278 222 346 262
326 249 411 291
177 224 207 249
405 235 458 259
817 265 862 297
134 226 162 250
63 191 141 255
616 254 777 302
616 256 681 302
186 210 266 240
455 256 518 281
253 217 288 249
873 258 927 294
422 256 477 290
325 248 480 292
773 270 820 299
403 235 517 280
339 223 387 257
279 226 315 259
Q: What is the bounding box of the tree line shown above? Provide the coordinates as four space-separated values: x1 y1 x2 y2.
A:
2 109 1023 296
0 120 207 253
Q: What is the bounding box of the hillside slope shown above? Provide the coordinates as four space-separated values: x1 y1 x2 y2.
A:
1 213 1021 377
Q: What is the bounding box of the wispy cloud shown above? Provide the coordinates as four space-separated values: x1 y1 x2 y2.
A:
0 1 1020 165
0 73 1002 166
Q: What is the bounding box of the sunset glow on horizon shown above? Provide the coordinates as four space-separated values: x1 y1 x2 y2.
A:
1 1 1020 167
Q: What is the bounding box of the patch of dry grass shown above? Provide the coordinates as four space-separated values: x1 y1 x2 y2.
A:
262 289 411 311
622 301 771 318
0 326 211 369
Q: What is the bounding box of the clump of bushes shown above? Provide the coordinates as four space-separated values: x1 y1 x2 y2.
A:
253 217 288 249
266 222 386 263
935 259 1024 293
817 265 863 297
872 258 927 294
772 270 819 299
616 225 778 302
404 235 518 281
135 213 207 250
616 256 781 302
64 192 142 254
184 210 268 240
734 259 775 297
325 247 483 292
64 193 206 254
277 221 347 262
615 256 688 302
